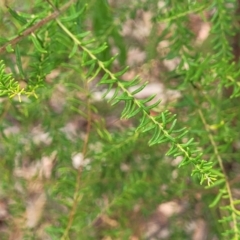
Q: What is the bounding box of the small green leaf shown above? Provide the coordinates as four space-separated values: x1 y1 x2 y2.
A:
8 7 27 24
121 100 133 118
107 88 119 102
116 92 133 101
61 5 87 22
102 55 117 67
146 100 161 110
76 31 91 39
30 34 47 53
81 58 96 66
15 45 25 78
114 66 129 77
103 85 114 99
126 107 141 119
131 82 148 95
161 112 166 124
121 76 139 87
68 43 78 58
137 114 151 131
149 127 161 146
85 62 96 77
166 145 177 156
209 191 224 208
205 179 225 189
81 38 96 45
101 79 117 84
91 43 108 54
156 137 169 144
181 138 194 147
176 130 189 139
6 44 14 53
172 127 187 133
169 119 177 133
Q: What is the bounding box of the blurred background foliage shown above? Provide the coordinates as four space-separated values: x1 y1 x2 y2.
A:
0 0 240 239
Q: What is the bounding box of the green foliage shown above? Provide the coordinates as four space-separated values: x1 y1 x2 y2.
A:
0 60 38 100
0 0 240 239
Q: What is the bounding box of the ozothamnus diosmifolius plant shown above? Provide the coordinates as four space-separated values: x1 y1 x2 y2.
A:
0 0 239 239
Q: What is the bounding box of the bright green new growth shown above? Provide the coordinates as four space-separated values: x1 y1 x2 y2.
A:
0 0 240 239
0 60 38 100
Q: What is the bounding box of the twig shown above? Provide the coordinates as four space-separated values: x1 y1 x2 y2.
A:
0 0 76 54
198 109 239 239
61 81 92 240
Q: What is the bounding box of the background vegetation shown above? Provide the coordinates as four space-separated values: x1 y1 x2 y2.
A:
0 0 240 239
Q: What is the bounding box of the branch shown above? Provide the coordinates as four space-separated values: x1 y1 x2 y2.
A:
0 0 76 54
61 81 92 240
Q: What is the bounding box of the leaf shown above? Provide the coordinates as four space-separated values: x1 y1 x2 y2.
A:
161 112 166 124
60 4 87 22
6 44 14 53
131 82 148 95
116 92 133 101
172 127 187 133
85 61 96 77
168 119 177 133
30 34 47 53
176 130 189 139
121 100 134 118
102 55 117 67
209 191 224 208
149 127 161 146
181 138 194 147
137 114 151 131
139 94 156 104
76 31 91 39
81 38 96 46
91 43 108 54
121 76 140 87
101 79 117 84
81 58 96 67
141 124 155 133
107 88 119 102
7 7 27 24
146 100 161 110
68 42 78 58
126 107 141 119
156 138 169 144
205 179 225 189
114 66 129 77
15 45 25 78
166 145 178 156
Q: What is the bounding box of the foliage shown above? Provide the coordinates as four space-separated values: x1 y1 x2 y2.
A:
0 0 240 239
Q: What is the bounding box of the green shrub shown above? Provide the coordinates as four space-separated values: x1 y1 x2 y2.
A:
0 0 240 239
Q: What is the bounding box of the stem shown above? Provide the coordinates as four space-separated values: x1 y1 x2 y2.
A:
0 0 76 54
198 109 239 239
56 19 202 171
61 81 92 240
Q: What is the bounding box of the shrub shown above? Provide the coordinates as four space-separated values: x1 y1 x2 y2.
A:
0 0 240 239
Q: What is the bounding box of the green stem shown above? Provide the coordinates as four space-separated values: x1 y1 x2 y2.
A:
56 19 209 182
198 109 239 239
